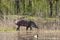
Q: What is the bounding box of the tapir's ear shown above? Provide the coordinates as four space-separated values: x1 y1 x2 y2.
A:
14 19 17 23
15 20 18 23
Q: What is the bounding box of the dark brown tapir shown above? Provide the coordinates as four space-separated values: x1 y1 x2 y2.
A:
15 19 39 31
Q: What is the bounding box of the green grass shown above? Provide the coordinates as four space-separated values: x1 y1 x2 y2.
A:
0 28 16 32
5 15 59 21
0 15 59 32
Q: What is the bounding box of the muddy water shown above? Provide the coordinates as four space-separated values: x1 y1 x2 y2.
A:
0 31 60 40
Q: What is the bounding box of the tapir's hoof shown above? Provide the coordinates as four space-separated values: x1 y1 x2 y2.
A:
16 29 20 31
16 28 20 31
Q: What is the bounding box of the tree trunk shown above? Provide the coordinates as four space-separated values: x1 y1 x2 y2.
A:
20 0 25 15
0 0 1 14
23 0 25 15
55 0 59 16
0 0 3 15
29 0 32 6
28 0 32 15
15 0 20 15
49 0 53 17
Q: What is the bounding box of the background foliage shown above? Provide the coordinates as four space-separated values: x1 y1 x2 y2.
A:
0 0 60 18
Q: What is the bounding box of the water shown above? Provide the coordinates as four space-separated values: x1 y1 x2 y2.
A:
0 31 60 40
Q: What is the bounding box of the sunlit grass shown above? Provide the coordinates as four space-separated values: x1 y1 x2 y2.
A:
0 28 16 32
0 27 60 34
44 17 59 21
5 15 59 21
0 15 59 32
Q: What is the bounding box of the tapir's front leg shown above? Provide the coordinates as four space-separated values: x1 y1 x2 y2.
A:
26 26 29 30
17 25 20 31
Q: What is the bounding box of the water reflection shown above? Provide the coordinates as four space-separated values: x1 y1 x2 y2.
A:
17 31 21 40
0 31 60 40
17 31 34 40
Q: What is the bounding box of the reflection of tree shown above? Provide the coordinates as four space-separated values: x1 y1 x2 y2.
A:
17 31 21 40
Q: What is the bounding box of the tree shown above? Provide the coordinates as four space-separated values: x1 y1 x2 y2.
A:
47 0 53 17
29 0 32 12
15 0 20 14
21 0 25 15
55 0 59 16
28 0 32 15
0 0 3 15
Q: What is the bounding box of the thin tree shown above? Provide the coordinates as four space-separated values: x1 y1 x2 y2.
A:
47 0 53 17
0 0 3 18
21 0 25 15
49 0 53 17
15 0 20 15
0 0 2 14
28 0 32 15
55 0 59 16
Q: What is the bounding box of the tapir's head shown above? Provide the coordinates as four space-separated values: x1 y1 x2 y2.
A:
14 19 20 24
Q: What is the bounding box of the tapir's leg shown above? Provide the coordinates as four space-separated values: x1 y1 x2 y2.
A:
17 25 20 31
30 26 32 30
26 26 29 30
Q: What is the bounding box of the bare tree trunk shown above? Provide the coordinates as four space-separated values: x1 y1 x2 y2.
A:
21 0 25 15
15 0 20 15
47 0 53 17
0 0 2 14
28 0 32 15
29 0 32 7
0 0 3 19
49 0 53 17
55 0 59 16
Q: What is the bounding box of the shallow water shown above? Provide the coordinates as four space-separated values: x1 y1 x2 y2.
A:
0 31 60 40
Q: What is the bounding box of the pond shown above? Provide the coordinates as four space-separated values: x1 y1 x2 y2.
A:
0 30 60 40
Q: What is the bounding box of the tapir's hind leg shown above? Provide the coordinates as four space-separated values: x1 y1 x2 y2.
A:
26 26 32 30
30 27 32 30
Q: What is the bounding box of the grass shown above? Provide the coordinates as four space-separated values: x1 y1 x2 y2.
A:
43 17 59 21
0 27 60 33
0 28 16 32
5 15 59 21
0 15 60 32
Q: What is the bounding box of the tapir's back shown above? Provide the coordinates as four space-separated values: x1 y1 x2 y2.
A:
16 20 27 26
